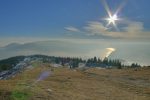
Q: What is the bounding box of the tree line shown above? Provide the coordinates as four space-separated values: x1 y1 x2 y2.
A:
0 56 25 72
0 55 142 72
34 55 141 69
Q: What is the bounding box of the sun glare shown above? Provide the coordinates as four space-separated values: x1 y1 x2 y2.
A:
106 14 118 27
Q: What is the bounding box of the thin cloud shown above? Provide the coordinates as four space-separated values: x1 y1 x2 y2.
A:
84 21 108 36
83 20 150 39
64 26 80 32
64 20 150 39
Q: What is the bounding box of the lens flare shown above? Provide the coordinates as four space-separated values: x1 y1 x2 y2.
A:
106 14 118 27
101 48 116 60
101 0 128 30
105 48 116 58
37 70 51 81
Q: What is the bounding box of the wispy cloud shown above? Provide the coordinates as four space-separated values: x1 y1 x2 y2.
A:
84 21 108 36
64 26 80 32
65 20 150 39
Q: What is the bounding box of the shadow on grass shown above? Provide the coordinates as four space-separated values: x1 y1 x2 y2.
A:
0 90 12 100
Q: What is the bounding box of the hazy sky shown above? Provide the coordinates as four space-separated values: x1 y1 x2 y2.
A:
0 0 150 40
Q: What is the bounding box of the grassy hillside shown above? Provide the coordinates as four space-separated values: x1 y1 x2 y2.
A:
0 62 150 100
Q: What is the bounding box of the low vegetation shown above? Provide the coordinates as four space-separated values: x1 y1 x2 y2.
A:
0 62 149 100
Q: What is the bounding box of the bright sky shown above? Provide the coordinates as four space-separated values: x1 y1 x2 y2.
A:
0 0 150 40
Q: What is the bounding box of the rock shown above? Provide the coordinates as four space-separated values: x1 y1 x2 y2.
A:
47 89 52 93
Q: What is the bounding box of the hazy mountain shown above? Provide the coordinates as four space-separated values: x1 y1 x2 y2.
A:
4 43 21 48
0 40 95 60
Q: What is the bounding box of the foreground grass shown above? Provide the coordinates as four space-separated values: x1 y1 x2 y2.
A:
0 63 150 100
11 90 31 100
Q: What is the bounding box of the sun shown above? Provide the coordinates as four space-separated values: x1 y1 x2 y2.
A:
101 0 124 30
105 14 119 27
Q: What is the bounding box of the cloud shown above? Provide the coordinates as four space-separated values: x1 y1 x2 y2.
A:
121 21 146 38
123 21 144 32
84 21 108 36
64 26 80 32
83 20 150 39
83 21 123 38
118 20 150 39
65 20 150 40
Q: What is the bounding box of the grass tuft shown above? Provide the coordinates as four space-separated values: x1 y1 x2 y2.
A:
11 90 31 100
